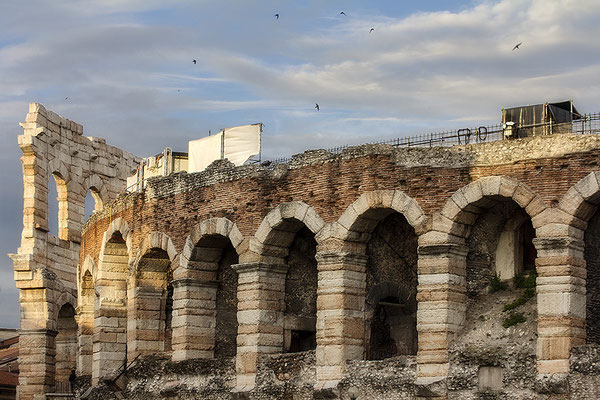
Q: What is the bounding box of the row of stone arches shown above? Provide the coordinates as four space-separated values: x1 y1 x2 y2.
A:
71 172 600 387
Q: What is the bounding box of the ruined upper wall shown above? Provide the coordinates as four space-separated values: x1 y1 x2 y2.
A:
12 103 141 291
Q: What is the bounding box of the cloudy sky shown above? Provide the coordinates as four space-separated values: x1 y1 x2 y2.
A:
1 0 599 327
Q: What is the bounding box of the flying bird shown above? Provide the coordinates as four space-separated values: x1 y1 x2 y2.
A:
274 13 279 19
65 97 69 100
369 27 375 33
193 59 197 64
512 42 522 50
340 11 346 16
315 103 320 111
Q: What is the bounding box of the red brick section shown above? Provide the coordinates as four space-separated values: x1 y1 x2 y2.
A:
81 149 600 259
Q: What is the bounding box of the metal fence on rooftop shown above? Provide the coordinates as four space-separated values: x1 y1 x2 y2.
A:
267 112 600 166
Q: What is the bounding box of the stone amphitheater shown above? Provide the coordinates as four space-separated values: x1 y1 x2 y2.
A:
9 103 600 399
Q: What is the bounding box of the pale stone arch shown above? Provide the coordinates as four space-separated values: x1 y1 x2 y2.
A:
96 217 132 272
80 255 96 283
54 292 77 321
48 158 70 183
132 231 178 273
172 217 243 361
128 231 178 360
92 217 131 383
252 201 325 259
179 217 243 270
82 174 108 212
432 176 546 243
335 190 428 242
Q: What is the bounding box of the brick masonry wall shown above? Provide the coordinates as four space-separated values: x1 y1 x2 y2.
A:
82 136 600 266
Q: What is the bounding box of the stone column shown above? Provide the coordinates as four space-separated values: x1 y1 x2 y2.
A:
416 243 468 383
314 252 367 391
128 288 165 359
18 329 57 400
170 278 218 361
76 305 94 377
92 301 127 384
534 237 586 375
233 262 287 390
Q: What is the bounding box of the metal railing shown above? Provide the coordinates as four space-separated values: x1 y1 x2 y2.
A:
267 112 600 166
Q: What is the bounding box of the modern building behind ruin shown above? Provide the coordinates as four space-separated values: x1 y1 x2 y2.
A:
9 103 600 399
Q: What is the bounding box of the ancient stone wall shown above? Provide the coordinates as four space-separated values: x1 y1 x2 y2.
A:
9 104 140 399
11 104 600 399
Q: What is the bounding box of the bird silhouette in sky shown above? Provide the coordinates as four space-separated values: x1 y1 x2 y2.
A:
369 27 375 33
193 59 197 64
65 97 69 100
274 13 279 19
512 42 522 50
315 103 320 111
340 11 346 16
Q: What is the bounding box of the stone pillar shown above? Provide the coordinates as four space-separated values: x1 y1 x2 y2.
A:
128 288 165 359
416 243 468 383
76 305 94 377
534 237 586 375
170 278 218 361
233 262 287 390
92 302 127 384
314 252 367 391
18 329 57 400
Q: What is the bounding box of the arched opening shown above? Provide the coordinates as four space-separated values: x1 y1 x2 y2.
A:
364 212 418 360
189 234 239 358
84 189 102 221
93 231 128 382
55 303 77 389
283 226 318 353
459 196 537 348
129 247 172 358
494 210 536 282
584 208 600 344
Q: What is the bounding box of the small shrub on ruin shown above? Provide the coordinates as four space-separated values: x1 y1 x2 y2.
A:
490 273 508 293
503 312 526 328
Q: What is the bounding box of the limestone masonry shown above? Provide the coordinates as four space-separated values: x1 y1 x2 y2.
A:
9 103 600 399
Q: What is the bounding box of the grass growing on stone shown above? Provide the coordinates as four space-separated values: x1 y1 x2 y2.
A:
503 312 526 328
513 271 537 289
502 288 535 312
490 273 508 292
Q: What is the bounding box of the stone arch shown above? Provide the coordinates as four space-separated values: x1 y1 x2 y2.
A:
77 257 95 376
128 231 178 359
55 292 77 322
92 217 131 383
172 218 242 361
434 176 545 243
418 176 545 381
82 174 108 213
55 302 77 387
132 231 178 272
336 190 427 243
312 190 423 383
97 217 132 268
48 158 70 184
180 217 243 270
252 201 325 261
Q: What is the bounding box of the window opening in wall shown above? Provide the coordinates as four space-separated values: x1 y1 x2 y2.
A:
289 330 316 353
48 174 59 236
84 190 96 221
